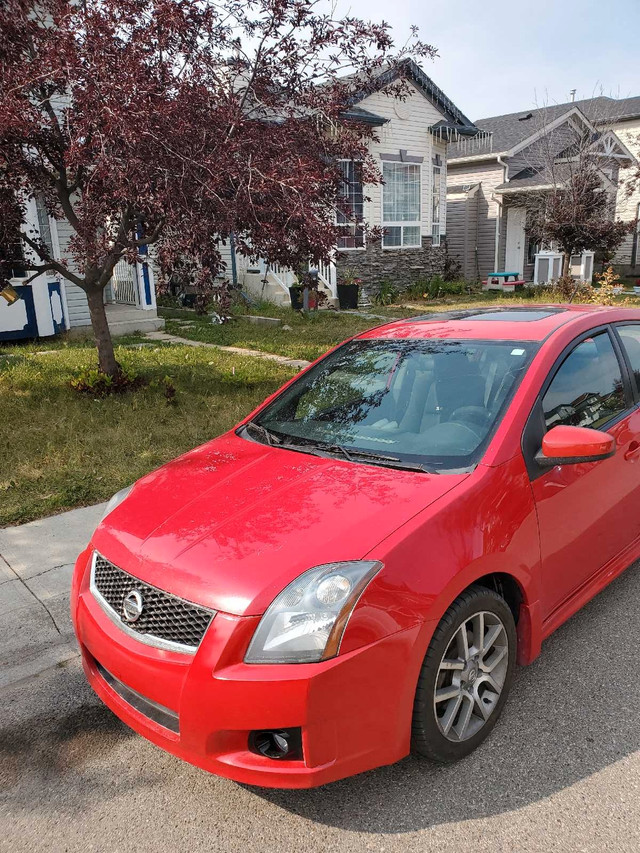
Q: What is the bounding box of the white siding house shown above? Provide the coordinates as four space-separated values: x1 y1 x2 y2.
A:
236 60 478 303
1 200 163 341
611 114 640 272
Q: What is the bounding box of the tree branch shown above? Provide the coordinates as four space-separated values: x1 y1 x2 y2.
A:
21 232 85 288
22 265 58 284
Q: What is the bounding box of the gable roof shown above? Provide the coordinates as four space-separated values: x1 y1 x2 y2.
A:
349 59 478 133
450 94 640 161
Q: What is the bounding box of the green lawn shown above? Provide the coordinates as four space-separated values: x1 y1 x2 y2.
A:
162 307 405 361
161 290 640 362
0 341 295 526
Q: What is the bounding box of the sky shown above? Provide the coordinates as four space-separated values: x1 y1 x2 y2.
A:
336 0 640 121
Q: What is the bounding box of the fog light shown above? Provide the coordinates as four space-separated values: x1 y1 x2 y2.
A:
248 728 303 761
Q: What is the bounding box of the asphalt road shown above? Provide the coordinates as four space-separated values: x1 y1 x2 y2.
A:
2 564 640 853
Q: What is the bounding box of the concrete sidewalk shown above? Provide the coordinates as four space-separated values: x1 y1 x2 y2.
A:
145 330 311 370
0 502 106 689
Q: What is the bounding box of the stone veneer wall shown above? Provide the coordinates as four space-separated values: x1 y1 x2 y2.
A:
334 237 447 294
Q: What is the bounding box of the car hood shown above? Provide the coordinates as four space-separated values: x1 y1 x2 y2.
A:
93 432 469 616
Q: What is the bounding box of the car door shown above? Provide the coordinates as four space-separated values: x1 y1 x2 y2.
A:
522 326 640 619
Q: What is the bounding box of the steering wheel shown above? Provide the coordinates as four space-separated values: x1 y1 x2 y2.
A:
422 421 483 453
450 406 492 432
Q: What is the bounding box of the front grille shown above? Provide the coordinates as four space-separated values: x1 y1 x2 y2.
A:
91 552 215 653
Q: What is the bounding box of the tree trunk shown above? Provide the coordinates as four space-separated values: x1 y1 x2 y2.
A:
86 286 120 376
562 252 571 279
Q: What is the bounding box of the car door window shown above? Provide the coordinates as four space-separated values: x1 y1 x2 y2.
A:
542 332 626 430
616 325 640 395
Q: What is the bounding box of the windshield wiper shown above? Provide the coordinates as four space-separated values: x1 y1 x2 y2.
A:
280 440 436 474
345 450 436 474
244 421 281 447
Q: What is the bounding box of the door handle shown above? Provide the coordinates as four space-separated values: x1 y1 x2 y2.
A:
624 441 640 461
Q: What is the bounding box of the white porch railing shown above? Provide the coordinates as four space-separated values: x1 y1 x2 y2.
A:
316 259 337 295
533 251 595 285
268 263 298 292
110 259 139 305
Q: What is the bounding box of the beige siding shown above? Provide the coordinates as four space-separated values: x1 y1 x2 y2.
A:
446 190 477 280
55 217 90 327
446 160 506 280
612 117 640 267
357 82 447 240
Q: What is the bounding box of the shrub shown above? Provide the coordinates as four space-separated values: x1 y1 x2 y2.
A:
438 280 467 296
405 280 430 299
156 293 183 309
372 279 399 306
443 252 463 282
427 274 445 298
70 366 147 398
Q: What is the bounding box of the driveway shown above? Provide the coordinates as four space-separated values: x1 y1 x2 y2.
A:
1 507 639 852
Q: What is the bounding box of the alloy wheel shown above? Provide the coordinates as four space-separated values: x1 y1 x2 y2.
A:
433 610 509 742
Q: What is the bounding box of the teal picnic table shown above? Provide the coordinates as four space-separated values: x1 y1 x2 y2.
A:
484 271 525 290
488 271 520 282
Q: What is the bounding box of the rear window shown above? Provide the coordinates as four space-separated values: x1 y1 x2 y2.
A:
252 339 536 470
617 325 640 393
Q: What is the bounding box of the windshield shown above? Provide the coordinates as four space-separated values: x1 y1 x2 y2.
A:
248 338 536 471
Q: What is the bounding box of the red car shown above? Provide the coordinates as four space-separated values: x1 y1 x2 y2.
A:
72 305 640 787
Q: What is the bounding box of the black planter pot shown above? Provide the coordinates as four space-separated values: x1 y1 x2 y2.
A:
289 287 303 310
337 283 359 310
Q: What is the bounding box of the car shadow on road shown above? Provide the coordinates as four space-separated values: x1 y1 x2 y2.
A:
253 562 640 833
0 662 153 813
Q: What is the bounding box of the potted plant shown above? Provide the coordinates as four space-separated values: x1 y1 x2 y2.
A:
288 284 304 310
289 269 319 311
337 270 362 310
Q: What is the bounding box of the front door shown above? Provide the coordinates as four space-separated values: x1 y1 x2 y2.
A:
526 328 640 619
505 206 526 276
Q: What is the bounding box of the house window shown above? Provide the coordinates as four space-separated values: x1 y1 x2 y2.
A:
336 160 365 250
35 196 55 258
432 163 442 246
0 238 27 280
382 162 421 248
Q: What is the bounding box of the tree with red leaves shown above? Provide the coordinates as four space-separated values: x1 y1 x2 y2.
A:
0 0 433 376
527 167 634 278
523 110 634 279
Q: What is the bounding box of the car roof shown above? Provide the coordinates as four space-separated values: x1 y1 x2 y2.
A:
357 305 638 343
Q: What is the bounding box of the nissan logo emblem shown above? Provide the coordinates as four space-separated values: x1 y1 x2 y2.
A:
122 589 144 623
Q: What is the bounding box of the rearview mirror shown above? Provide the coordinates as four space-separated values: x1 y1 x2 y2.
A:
535 424 615 467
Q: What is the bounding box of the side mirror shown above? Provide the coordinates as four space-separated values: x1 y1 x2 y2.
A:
535 424 616 467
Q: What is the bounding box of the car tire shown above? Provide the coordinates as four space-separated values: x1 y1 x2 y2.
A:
411 584 517 763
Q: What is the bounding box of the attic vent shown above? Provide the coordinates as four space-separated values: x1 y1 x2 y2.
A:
518 113 533 121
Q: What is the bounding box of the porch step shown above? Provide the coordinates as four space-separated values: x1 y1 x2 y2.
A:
241 272 291 307
107 315 165 336
105 305 165 336
70 306 165 338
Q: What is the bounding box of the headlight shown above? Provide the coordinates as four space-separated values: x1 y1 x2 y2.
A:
100 485 134 522
245 561 382 664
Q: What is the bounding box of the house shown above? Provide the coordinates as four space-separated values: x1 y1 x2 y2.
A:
0 196 163 342
605 97 640 274
227 60 479 305
446 97 638 284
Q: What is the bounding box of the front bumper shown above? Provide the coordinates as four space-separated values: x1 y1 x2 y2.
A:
72 548 425 788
